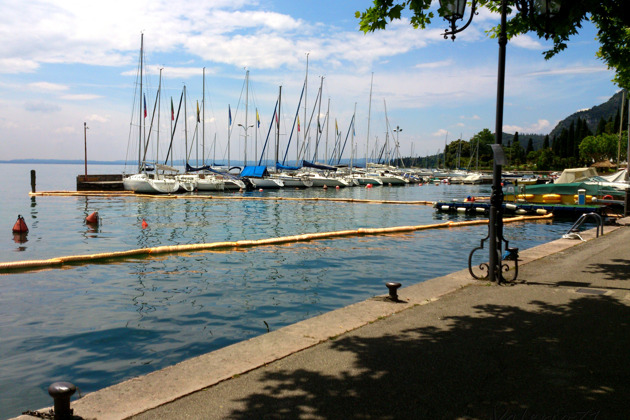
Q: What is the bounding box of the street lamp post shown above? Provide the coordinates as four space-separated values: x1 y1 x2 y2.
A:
238 123 254 166
439 0 559 283
394 126 402 166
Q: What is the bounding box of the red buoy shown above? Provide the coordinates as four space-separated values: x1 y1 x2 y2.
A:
85 211 99 225
366 183 373 189
142 219 148 229
12 215 28 233
335 185 340 189
259 188 264 192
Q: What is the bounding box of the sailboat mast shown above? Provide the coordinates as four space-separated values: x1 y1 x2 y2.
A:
157 68 162 165
138 33 144 172
325 97 330 164
184 84 188 169
202 67 205 166
303 53 308 163
244 69 249 167
275 86 281 165
366 72 373 168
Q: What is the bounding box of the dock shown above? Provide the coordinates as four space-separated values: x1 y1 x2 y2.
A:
433 200 609 217
76 174 124 191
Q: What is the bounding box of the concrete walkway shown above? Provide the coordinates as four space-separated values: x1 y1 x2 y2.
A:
18 220 630 419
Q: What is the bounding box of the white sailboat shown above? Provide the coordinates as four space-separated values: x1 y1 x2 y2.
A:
123 35 180 194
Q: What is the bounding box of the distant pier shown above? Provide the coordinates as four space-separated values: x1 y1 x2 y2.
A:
76 174 124 191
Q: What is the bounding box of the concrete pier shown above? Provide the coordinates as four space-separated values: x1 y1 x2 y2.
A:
15 219 630 420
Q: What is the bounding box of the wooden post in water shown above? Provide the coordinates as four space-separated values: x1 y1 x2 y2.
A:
30 170 36 193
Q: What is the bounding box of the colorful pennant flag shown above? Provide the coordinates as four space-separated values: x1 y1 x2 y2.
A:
196 101 200 123
171 97 174 121
297 116 300 132
256 110 260 128
143 94 147 118
228 105 232 126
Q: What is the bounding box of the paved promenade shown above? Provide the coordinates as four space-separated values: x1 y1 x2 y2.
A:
18 220 630 419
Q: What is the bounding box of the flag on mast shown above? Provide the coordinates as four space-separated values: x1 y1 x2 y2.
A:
196 101 200 123
143 94 147 118
170 97 174 121
228 105 232 126
256 110 260 128
297 116 300 132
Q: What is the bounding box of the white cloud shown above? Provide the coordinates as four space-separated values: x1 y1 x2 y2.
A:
503 119 551 134
432 128 449 137
85 114 108 123
511 34 544 50
0 58 40 74
24 101 61 113
61 94 102 100
28 82 69 92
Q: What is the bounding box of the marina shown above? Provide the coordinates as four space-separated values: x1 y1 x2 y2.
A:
0 163 612 418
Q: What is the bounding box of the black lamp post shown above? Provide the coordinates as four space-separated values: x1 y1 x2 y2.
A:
439 0 559 283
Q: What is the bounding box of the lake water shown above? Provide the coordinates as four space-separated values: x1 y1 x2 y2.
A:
0 163 573 418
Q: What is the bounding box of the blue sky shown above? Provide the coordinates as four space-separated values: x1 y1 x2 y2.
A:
0 0 619 165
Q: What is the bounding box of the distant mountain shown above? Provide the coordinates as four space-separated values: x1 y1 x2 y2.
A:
548 90 624 139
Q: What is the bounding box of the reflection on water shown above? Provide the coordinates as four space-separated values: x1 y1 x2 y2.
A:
0 164 579 418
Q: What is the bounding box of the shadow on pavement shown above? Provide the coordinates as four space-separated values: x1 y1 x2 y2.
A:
228 293 629 419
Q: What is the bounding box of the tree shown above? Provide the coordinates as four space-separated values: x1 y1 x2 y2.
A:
578 133 618 163
356 0 630 89
526 138 534 154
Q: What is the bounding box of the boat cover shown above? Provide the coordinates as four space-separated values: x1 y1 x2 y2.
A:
240 166 270 178
519 182 621 197
276 162 302 171
186 163 212 172
302 160 337 171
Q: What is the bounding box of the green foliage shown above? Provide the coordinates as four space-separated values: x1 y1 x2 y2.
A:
578 133 618 163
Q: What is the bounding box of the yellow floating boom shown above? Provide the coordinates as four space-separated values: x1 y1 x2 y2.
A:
0 213 552 274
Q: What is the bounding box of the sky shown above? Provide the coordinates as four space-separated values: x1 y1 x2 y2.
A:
0 0 620 166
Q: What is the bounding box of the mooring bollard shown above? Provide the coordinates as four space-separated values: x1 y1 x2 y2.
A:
31 170 36 193
386 282 401 301
48 381 76 420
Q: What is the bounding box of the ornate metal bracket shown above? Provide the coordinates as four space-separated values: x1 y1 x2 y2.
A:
468 228 519 283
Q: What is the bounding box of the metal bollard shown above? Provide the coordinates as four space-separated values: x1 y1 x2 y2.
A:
386 282 401 301
48 382 76 420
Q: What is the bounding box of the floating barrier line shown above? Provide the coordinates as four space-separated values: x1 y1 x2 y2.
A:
0 213 552 274
29 191 436 205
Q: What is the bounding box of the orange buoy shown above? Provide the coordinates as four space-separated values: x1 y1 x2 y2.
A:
85 211 99 225
12 215 28 233
142 219 148 229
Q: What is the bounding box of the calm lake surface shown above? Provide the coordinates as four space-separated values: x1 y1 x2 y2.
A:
0 163 574 418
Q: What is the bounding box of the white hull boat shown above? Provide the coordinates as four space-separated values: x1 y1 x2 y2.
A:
123 173 180 194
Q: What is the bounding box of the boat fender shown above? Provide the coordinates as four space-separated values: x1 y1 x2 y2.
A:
475 207 485 213
603 195 613 200
12 214 28 233
85 211 99 225
515 209 528 215
441 205 450 211
456 207 466 213
505 203 517 211
536 209 547 215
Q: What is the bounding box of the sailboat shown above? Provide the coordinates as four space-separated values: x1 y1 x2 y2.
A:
241 81 284 189
123 35 180 194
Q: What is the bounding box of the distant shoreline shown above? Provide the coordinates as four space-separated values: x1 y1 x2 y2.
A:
0 159 127 165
